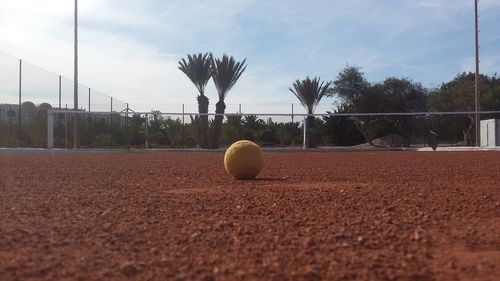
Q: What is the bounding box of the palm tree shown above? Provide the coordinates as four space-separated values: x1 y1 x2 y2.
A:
226 115 243 128
210 54 247 148
242 114 265 141
178 53 212 148
290 77 331 148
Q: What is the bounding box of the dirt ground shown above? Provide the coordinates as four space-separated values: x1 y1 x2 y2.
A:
0 151 499 281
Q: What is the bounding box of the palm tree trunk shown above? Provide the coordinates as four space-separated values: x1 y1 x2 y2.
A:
197 95 209 148
306 114 315 148
212 100 226 148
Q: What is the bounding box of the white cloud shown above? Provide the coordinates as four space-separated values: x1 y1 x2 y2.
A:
0 0 286 112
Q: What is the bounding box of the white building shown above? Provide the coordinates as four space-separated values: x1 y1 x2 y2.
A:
480 119 500 147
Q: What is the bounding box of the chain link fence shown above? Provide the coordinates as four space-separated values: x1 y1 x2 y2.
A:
43 109 500 150
0 50 128 148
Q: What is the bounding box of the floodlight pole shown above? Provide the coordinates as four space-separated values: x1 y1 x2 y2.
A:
73 0 79 149
474 0 480 146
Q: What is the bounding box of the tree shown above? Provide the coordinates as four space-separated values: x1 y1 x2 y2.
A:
328 65 369 110
323 103 365 146
290 77 331 148
242 114 264 141
222 115 243 145
428 72 500 145
210 54 247 148
178 53 212 148
275 121 302 146
331 66 429 146
128 114 146 146
380 77 428 146
330 66 381 144
163 117 183 147
145 111 169 147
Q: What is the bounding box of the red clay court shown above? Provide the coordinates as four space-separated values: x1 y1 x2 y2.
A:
0 151 499 280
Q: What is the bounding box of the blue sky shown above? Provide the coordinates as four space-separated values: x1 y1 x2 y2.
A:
0 0 499 113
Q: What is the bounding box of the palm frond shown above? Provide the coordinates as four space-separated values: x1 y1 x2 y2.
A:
289 77 332 114
211 54 247 101
178 53 212 96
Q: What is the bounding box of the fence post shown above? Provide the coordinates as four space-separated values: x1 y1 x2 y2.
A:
182 104 185 149
58 75 62 147
303 115 307 150
47 110 54 149
145 113 149 149
125 103 129 150
239 104 242 139
18 59 22 147
8 104 13 146
110 97 113 148
65 104 68 149
88 88 91 144
291 103 294 150
88 88 91 112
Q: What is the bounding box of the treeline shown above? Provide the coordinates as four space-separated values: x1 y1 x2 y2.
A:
133 66 500 148
325 66 500 146
1 66 499 148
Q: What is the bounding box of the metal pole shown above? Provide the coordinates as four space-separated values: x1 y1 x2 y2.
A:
291 103 294 150
126 103 129 150
73 0 79 149
8 104 12 145
65 104 68 149
87 88 92 145
58 75 62 147
239 104 242 139
182 104 185 149
18 59 22 147
47 110 54 149
88 88 91 112
303 115 307 150
474 0 480 146
145 114 149 149
58 76 62 110
110 97 113 148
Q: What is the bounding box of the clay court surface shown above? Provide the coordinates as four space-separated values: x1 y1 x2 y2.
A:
0 151 499 280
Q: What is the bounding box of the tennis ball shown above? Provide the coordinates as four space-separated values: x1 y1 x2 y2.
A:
224 140 264 180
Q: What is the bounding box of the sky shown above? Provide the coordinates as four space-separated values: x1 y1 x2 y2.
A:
0 0 499 113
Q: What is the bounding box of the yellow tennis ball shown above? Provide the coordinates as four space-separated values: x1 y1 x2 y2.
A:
224 140 264 180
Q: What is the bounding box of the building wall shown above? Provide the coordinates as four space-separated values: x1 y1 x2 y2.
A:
480 119 499 147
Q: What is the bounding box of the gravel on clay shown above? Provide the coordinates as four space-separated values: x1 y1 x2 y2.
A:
0 151 499 281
